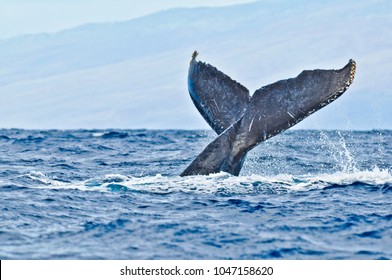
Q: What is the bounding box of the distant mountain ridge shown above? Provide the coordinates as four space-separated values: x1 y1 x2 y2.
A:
0 0 390 129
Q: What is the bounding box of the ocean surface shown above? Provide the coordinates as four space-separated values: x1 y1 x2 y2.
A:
0 129 391 260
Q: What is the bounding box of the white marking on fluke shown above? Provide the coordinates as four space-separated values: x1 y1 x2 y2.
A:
249 117 255 132
287 111 295 119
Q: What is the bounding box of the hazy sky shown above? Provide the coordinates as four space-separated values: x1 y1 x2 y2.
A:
0 0 255 39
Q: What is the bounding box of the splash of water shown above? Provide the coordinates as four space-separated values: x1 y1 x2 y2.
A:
319 131 358 173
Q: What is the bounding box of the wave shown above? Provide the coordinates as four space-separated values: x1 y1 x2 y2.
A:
8 167 392 195
93 131 129 139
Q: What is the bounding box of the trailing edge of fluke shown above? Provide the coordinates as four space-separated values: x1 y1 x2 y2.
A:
181 51 356 176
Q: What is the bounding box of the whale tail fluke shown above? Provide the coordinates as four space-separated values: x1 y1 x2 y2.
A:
182 52 356 176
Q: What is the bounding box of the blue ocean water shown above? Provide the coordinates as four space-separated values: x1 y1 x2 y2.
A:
0 129 391 259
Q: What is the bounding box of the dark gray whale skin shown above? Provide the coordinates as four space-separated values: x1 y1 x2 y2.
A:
182 53 356 176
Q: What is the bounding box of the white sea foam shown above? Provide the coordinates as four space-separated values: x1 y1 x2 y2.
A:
92 132 105 137
15 167 392 195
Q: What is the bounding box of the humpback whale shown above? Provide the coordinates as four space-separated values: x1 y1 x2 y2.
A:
181 51 356 176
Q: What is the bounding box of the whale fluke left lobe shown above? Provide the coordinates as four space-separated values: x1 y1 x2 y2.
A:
188 56 250 135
